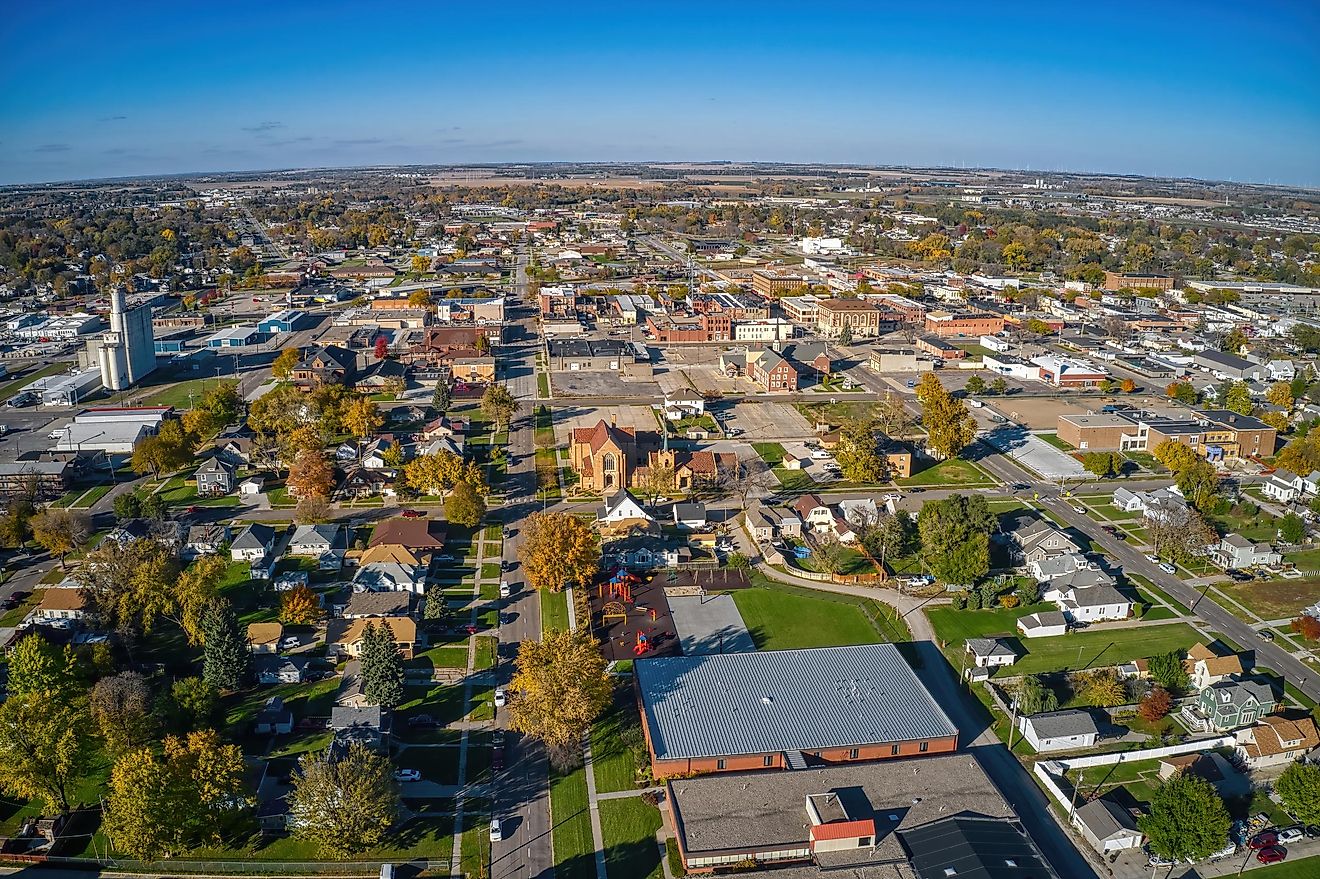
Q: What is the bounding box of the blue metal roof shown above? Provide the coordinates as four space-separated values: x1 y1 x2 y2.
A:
635 644 958 760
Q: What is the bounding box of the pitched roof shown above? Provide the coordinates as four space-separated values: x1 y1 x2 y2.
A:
1075 798 1140 840
1023 709 1099 739
232 523 275 550
38 589 86 612
1240 713 1320 758
326 616 417 646
368 517 446 550
247 622 283 645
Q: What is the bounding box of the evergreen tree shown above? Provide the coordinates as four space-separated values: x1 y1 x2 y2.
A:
360 622 405 709
424 587 448 622
432 381 451 413
200 599 249 691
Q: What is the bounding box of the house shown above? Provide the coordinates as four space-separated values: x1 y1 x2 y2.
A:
674 502 707 530
247 622 284 654
600 534 695 570
663 389 705 420
34 589 88 627
338 465 393 499
597 490 656 529
1054 583 1134 623
791 494 857 544
1028 552 1102 583
743 502 803 542
1072 798 1144 855
965 638 1016 668
213 425 257 466
1156 752 1249 796
353 562 427 594
342 591 412 619
1003 515 1082 565
368 517 447 552
1185 642 1244 690
1112 486 1189 523
329 705 391 751
1017 611 1069 639
239 476 264 496
1184 679 1277 732
359 437 397 471
253 696 293 735
231 523 277 562
1235 712 1320 770
291 344 357 389
184 523 231 559
1209 534 1282 570
1263 469 1302 503
254 654 309 685
325 616 418 659
195 457 236 496
287 523 348 570
1016 709 1100 752
634 644 959 778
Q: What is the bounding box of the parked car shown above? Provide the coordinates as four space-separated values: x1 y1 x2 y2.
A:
407 714 438 728
494 688 507 708
500 581 511 598
1259 629 1276 641
279 636 300 650
1257 846 1287 864
400 509 424 518
1305 824 1320 839
905 380 917 388
394 769 421 782
1278 826 1304 844
1145 554 1161 564
1249 830 1279 849
1159 563 1177 575
489 818 503 842
435 554 456 563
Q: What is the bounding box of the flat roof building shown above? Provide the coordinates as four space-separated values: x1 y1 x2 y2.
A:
635 644 958 778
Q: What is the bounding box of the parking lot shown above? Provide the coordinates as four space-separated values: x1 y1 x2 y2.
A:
553 404 659 444
550 369 660 398
724 401 814 441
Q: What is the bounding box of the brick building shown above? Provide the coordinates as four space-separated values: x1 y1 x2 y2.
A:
635 644 958 779
813 299 882 339
923 310 1006 337
1056 413 1141 451
751 269 813 298
1104 271 1175 291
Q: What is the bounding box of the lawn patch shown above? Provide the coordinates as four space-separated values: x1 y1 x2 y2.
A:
600 797 663 879
731 581 886 650
897 458 997 487
550 764 595 879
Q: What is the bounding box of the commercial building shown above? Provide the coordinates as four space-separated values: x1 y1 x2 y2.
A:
26 368 103 406
93 287 157 392
634 644 958 779
257 310 308 334
866 348 920 373
923 310 1006 337
52 405 173 455
1056 413 1142 451
666 755 1055 876
546 338 644 372
778 295 820 324
1058 409 1277 460
914 334 964 361
1031 354 1108 388
206 325 262 348
1104 271 1175 291
0 459 74 500
1193 349 1263 381
813 299 882 338
732 318 795 343
751 268 813 298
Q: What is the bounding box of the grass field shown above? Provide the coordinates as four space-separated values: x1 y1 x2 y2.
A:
926 602 1054 645
1036 432 1075 451
731 585 885 650
599 798 664 879
751 442 786 465
1218 578 1320 621
550 764 597 879
897 458 996 486
1010 623 1203 676
141 377 233 408
772 467 815 490
591 687 647 794
542 589 570 633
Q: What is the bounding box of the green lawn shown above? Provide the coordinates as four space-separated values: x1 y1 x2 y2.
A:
542 589 570 633
405 644 470 673
474 635 497 671
897 457 997 486
1211 505 1280 543
69 483 113 509
1011 623 1203 676
926 602 1053 645
772 467 815 490
1286 548 1320 574
792 545 877 576
751 442 786 465
731 583 885 650
550 764 596 879
592 687 647 794
599 798 664 879
141 377 232 408
1218 578 1320 621
459 802 493 878
1036 432 1075 451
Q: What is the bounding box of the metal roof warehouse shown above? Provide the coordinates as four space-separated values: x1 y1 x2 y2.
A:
634 644 959 777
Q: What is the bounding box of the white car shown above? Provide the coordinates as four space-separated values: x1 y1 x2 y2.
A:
499 581 511 598
968 398 984 408
1278 827 1305 844
1071 506 1086 515
1159 562 1177 575
494 688 507 708
489 818 503 842
280 636 300 650
811 449 832 460
1145 554 1160 564
394 769 421 782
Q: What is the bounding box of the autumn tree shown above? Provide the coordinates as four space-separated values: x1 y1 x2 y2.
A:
200 599 250 691
917 494 996 587
402 450 486 496
103 731 248 860
407 287 431 305
0 693 95 814
131 418 196 477
7 633 74 700
289 744 400 855
75 537 183 638
481 383 519 431
518 512 600 593
31 508 90 568
1119 377 1137 393
445 478 487 528
344 396 383 441
1138 686 1172 723
1224 381 1255 416
1148 510 1217 566
172 554 226 645
509 628 611 768
287 449 334 499
0 496 35 548
90 672 156 756
1267 381 1295 409
834 419 890 483
1166 381 1198 405
272 346 300 379
1151 439 1200 474
1078 669 1125 707
635 462 676 506
182 382 240 438
1277 763 1320 824
1292 615 1320 641
1278 433 1320 475
915 373 976 460
280 584 324 625
373 335 389 360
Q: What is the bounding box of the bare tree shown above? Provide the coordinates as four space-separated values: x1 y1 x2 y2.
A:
720 457 775 510
1148 511 1217 565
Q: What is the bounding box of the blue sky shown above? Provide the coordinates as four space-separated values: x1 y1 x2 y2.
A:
2 0 1318 186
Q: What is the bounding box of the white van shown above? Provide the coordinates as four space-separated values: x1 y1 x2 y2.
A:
968 399 984 408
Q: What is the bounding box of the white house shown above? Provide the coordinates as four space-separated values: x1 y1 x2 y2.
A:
673 502 707 530
1262 469 1302 504
238 476 265 496
1017 709 1100 752
1017 611 1068 639
965 638 1016 669
352 561 427 594
663 389 705 420
1112 486 1189 523
230 523 276 563
598 490 655 528
1053 584 1134 623
1072 799 1144 855
287 523 347 570
1209 534 1282 570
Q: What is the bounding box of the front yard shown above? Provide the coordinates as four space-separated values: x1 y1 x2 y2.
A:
896 457 997 487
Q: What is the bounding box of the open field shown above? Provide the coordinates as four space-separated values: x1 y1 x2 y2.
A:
897 457 997 486
1218 578 1320 621
1011 623 1203 676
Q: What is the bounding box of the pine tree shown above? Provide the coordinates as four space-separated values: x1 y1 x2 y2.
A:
432 381 451 413
200 599 250 691
424 587 447 622
361 622 404 709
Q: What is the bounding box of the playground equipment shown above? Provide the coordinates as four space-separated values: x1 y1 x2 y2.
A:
633 630 652 656
602 601 628 626
599 569 639 604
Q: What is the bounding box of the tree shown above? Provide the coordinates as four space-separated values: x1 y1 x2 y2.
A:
113 492 143 519
7 633 74 700
140 491 167 520
344 396 383 440
182 382 241 438
1174 459 1220 514
423 587 448 622
91 672 156 756
1291 615 1320 641
1081 451 1121 478
481 383 519 431
1148 511 1217 566
1015 675 1058 715
519 512 600 592
1278 433 1320 475
1219 328 1248 353
915 374 976 460
1224 381 1255 416
917 494 996 587
294 496 332 524
166 677 221 732
359 621 405 709
1023 318 1053 337
373 335 389 360
31 508 89 568
1281 511 1307 544
989 376 1008 395
1139 772 1231 862
75 537 181 636
833 420 890 483
103 731 248 860
0 497 35 548
432 381 451 413
964 375 986 395
861 511 915 570
1079 670 1125 707
836 323 852 345
287 449 334 499
131 419 196 477
509 628 611 768
289 744 400 856
272 346 300 380
635 463 677 506
1261 410 1290 432
173 554 226 645
1267 381 1296 409
1097 378 1114 394
280 584 324 625
0 694 95 813
200 599 249 691
1166 381 1198 405
1148 650 1190 693
1277 763 1320 824
1151 439 1200 474
1138 686 1172 723
402 451 486 496
1292 372 1311 402
408 286 431 304
445 479 487 528
1119 377 1137 393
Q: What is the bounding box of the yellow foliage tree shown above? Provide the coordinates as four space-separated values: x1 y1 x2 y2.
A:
509 628 611 767
280 584 324 625
344 397 383 440
518 512 599 593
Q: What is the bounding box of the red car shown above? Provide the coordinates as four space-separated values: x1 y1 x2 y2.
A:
400 509 424 518
1249 831 1279 849
1257 845 1287 864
